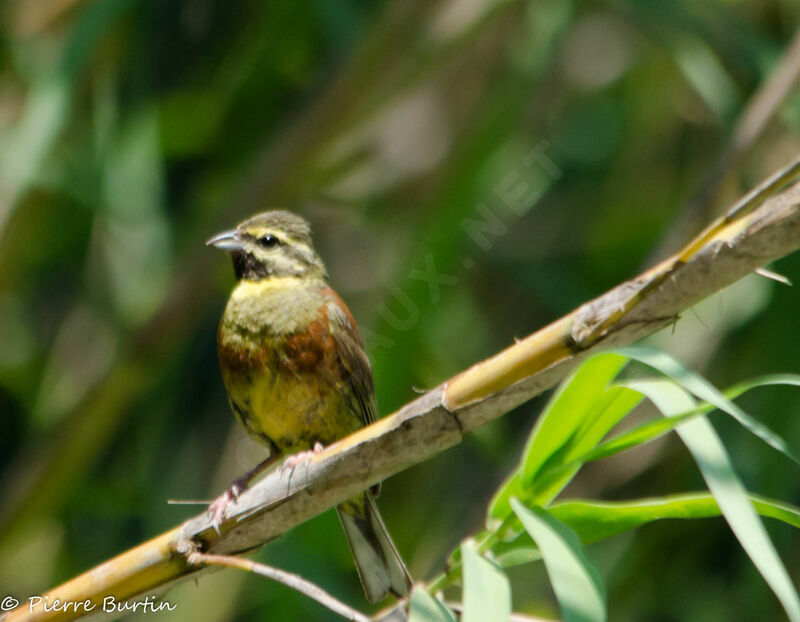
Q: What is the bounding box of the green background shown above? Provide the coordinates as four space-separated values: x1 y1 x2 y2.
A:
1 1 800 620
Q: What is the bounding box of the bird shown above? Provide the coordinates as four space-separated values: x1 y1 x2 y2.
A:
206 210 412 602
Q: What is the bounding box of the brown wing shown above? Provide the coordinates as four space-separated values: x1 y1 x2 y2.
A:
322 288 379 427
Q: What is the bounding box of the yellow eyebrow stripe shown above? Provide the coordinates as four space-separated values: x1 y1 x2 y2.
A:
245 227 311 253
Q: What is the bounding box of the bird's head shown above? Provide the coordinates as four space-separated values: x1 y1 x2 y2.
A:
207 210 327 281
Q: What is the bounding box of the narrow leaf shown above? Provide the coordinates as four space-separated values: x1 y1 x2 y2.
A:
491 493 800 568
409 587 457 622
512 498 606 622
490 353 638 523
526 386 643 505
616 346 799 463
581 373 800 467
579 407 702 463
461 542 511 622
551 494 800 544
521 353 631 483
626 377 800 622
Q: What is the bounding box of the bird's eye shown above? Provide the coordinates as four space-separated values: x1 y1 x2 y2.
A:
258 234 280 248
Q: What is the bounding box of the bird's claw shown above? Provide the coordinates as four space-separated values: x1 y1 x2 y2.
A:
207 482 244 535
282 442 324 472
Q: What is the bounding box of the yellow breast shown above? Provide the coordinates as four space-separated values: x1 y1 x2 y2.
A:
217 276 363 455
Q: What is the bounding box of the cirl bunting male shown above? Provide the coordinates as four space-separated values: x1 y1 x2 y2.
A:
206 210 411 602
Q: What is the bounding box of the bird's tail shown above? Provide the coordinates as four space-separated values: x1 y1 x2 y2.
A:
337 493 412 602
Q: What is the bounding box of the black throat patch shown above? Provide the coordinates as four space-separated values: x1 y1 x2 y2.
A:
231 251 269 280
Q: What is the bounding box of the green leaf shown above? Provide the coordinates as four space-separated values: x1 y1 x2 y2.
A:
616 346 799 463
461 542 511 622
577 406 701 462
499 374 800 510
521 353 630 483
512 498 606 622
577 373 800 469
526 386 643 505
626 377 800 622
493 545 542 568
551 494 800 544
488 471 525 527
451 361 800 593
723 374 800 398
489 353 640 523
491 493 800 569
408 587 457 622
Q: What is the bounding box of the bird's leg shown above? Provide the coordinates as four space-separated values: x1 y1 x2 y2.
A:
282 442 325 471
208 452 279 533
281 442 325 492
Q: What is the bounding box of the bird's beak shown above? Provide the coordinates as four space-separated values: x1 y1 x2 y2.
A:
206 229 243 252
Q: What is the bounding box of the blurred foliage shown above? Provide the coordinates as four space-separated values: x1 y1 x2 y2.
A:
1 0 800 620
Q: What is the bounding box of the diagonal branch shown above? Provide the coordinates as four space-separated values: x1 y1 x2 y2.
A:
652 24 800 260
5 157 800 622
